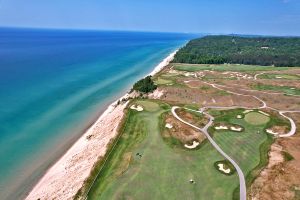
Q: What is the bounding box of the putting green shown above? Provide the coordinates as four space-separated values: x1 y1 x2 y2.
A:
244 112 270 125
155 77 173 85
135 100 159 112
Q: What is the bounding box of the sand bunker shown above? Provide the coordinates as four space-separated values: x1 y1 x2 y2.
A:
266 129 278 135
165 123 173 129
184 141 200 149
130 105 143 112
259 111 270 116
230 126 243 132
236 115 243 119
217 163 231 174
215 126 229 130
184 72 196 77
243 109 253 114
215 125 243 132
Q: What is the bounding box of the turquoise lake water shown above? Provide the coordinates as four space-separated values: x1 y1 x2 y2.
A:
0 27 195 199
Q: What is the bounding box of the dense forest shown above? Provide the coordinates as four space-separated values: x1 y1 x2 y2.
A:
173 36 300 67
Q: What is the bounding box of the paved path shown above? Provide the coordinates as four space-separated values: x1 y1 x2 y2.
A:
277 111 299 137
171 106 247 200
202 81 299 137
173 79 300 199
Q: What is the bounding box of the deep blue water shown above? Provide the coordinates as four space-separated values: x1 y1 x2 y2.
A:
0 27 194 199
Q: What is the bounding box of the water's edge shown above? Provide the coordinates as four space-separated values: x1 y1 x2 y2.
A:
23 49 181 199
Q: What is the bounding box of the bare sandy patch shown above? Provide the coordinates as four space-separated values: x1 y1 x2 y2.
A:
130 104 143 112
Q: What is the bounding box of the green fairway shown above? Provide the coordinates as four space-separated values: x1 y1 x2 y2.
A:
154 77 173 85
136 100 160 112
244 112 270 125
258 73 300 80
209 109 276 198
86 105 284 200
252 84 300 96
174 64 293 72
87 101 240 200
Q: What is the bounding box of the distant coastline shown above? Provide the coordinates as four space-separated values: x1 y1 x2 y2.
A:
25 50 179 200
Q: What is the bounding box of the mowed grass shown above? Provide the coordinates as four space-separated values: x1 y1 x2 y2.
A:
252 84 300 96
209 109 275 199
88 100 239 200
154 77 173 85
174 64 294 72
136 100 160 112
258 73 300 80
244 112 270 125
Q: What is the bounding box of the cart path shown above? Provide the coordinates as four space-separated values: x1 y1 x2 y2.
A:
172 106 247 200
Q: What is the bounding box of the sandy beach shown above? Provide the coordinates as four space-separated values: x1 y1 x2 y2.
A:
25 50 178 200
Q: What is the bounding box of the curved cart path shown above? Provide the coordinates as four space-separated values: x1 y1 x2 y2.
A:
172 106 247 200
202 81 299 137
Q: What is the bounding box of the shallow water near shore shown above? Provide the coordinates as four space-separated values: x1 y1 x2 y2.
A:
0 27 195 199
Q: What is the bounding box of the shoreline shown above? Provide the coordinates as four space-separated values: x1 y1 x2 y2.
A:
25 50 178 200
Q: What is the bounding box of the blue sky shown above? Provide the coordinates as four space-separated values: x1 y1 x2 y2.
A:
0 0 299 35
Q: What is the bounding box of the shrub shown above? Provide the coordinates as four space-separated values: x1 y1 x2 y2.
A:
132 76 157 93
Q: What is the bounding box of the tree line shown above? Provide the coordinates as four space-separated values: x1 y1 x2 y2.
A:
172 35 300 67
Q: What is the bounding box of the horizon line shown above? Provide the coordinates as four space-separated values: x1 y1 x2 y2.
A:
1 25 299 37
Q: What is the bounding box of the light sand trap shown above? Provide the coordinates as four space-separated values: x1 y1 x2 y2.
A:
168 69 179 74
130 105 143 112
266 129 279 135
217 163 231 174
276 76 282 79
290 88 295 90
259 111 270 116
215 126 228 130
184 72 195 77
230 126 243 132
165 123 173 129
243 109 253 114
184 141 200 149
237 115 243 119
